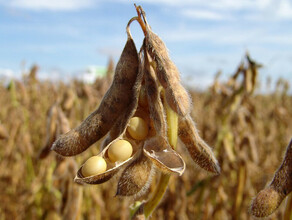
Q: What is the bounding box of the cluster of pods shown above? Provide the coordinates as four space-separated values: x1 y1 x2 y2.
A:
52 6 220 198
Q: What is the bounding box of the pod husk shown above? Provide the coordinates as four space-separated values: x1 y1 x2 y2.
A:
250 139 292 217
117 153 153 196
101 48 145 150
53 36 139 156
178 114 220 174
143 136 185 175
144 51 166 137
75 57 145 184
165 84 190 117
250 187 285 218
145 26 191 117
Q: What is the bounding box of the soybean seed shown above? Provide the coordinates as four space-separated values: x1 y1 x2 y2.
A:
127 117 148 140
108 140 133 162
82 156 107 177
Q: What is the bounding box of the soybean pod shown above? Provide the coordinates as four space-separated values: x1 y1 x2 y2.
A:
53 35 139 156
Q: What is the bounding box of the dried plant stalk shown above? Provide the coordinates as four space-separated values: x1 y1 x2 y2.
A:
38 104 58 159
234 163 246 217
62 171 83 219
38 104 71 159
0 124 9 140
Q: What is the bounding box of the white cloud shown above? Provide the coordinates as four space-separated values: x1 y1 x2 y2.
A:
257 0 273 9
0 69 14 78
261 34 292 45
137 0 257 10
277 0 292 19
3 0 292 21
160 25 263 45
181 9 229 20
164 28 292 53
183 74 215 90
6 0 95 11
136 0 292 21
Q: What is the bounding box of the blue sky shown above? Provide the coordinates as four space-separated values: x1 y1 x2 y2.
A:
0 0 292 89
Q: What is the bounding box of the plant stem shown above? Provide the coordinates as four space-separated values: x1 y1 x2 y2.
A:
144 96 178 218
165 101 178 150
144 173 170 218
134 4 147 36
284 194 292 220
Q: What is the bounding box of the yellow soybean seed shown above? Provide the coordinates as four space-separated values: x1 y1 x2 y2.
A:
82 156 107 177
108 140 133 162
127 117 148 140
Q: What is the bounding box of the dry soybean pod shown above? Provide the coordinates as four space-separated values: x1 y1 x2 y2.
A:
178 114 220 174
144 51 166 137
52 27 139 156
250 139 292 218
101 44 145 149
140 10 191 117
134 5 190 117
117 153 154 197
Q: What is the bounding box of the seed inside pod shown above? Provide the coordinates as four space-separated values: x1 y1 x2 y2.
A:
127 117 148 140
82 156 107 177
108 140 133 162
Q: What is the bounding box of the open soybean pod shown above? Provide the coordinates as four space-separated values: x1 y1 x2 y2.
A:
74 139 140 185
178 114 220 174
144 25 191 117
143 136 185 176
75 52 145 184
52 34 139 156
250 139 292 218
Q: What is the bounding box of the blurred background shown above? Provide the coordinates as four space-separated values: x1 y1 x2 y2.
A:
0 0 292 90
0 1 292 220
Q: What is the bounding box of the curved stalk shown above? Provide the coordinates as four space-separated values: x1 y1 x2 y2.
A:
144 93 178 218
133 4 147 36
